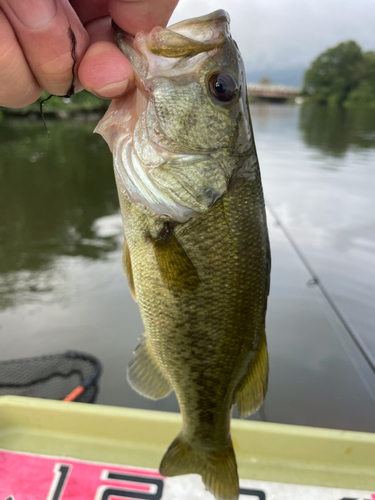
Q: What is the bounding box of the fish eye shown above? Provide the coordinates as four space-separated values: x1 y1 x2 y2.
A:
208 72 238 102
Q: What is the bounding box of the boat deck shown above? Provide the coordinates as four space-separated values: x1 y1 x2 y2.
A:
0 396 374 498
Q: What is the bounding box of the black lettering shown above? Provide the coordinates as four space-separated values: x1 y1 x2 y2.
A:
240 488 266 500
47 464 71 500
96 472 164 500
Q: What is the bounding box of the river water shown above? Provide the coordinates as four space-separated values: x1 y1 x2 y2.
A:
0 103 374 430
255 104 375 367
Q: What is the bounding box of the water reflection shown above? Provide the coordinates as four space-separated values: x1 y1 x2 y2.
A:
252 102 375 372
299 105 375 157
0 118 120 309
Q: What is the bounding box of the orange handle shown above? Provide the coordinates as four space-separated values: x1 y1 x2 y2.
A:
63 385 84 402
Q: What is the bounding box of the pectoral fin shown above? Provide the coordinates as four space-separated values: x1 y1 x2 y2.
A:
150 222 200 293
235 330 269 418
123 240 136 301
127 334 172 400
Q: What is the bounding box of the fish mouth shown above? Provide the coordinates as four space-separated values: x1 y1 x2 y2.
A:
112 24 148 86
110 9 232 156
112 10 230 84
165 9 230 42
113 9 229 54
95 11 239 222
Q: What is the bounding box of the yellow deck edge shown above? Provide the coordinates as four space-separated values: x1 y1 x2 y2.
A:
0 396 374 489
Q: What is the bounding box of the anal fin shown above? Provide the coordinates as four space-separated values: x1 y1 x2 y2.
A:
127 335 172 400
236 330 269 418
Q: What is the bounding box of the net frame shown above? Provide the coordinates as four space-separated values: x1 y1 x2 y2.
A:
0 351 102 403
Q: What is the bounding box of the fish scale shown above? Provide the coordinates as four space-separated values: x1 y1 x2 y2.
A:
118 160 268 466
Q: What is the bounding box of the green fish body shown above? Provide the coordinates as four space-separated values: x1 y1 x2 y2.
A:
96 10 270 500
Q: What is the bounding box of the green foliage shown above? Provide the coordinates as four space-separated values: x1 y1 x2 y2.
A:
345 80 375 108
345 51 375 108
303 41 375 107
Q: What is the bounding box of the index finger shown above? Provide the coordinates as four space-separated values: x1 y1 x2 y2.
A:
71 0 179 35
109 0 179 34
77 0 179 99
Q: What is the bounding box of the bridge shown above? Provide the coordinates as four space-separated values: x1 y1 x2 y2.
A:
247 83 301 102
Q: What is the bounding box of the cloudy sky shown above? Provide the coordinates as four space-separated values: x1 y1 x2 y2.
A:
169 0 375 86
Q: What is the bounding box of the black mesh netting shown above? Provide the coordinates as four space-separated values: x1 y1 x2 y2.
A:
0 351 102 403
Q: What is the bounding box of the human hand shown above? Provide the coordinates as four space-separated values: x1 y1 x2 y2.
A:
0 0 179 108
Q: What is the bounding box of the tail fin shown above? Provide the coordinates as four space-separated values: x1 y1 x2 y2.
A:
159 433 239 500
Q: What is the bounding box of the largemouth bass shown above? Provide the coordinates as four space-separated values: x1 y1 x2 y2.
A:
95 10 270 500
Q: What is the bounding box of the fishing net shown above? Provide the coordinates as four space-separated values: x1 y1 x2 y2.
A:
0 351 102 403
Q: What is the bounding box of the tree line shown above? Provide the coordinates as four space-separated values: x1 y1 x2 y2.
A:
303 41 375 107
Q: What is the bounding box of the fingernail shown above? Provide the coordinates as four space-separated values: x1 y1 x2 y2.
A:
10 0 57 29
93 80 129 99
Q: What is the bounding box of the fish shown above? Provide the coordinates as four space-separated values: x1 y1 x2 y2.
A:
95 10 270 500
